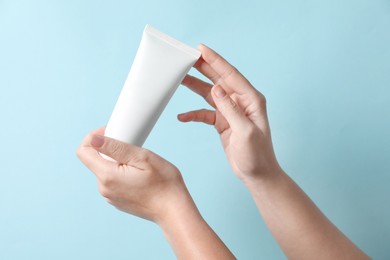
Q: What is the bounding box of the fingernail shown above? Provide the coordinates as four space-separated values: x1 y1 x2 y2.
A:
177 113 186 121
213 85 226 98
91 134 104 148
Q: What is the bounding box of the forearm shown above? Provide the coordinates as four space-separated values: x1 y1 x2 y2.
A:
158 190 235 260
244 169 369 260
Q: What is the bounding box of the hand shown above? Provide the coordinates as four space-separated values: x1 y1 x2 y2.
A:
178 44 281 183
179 45 370 259
77 127 236 259
76 127 192 223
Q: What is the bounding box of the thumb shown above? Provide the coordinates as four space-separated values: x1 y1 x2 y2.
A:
211 85 251 132
90 134 148 166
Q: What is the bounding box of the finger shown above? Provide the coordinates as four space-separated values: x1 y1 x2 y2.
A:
193 57 222 85
94 126 106 135
76 130 115 180
211 85 252 132
182 75 215 107
90 134 149 169
177 109 216 125
198 44 253 94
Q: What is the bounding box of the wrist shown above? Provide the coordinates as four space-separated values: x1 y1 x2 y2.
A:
156 185 203 229
157 188 210 256
241 165 285 191
156 186 235 260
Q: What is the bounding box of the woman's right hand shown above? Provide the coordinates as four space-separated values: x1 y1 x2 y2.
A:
179 44 282 184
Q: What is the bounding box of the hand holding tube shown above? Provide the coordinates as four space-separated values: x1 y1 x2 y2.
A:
76 127 187 222
76 127 235 259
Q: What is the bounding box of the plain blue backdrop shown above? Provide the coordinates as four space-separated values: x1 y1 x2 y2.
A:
0 0 389 259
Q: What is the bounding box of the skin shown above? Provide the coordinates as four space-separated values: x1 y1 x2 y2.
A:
77 44 370 259
179 44 370 259
76 128 235 259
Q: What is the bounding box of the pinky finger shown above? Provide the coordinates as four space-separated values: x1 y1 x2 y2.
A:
177 109 216 125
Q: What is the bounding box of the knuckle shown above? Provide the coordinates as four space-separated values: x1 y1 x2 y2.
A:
99 186 111 198
139 148 149 159
221 97 238 113
138 149 150 163
222 65 238 80
228 97 238 109
260 94 267 105
186 75 195 86
101 173 115 188
210 73 221 84
256 92 267 109
197 109 209 121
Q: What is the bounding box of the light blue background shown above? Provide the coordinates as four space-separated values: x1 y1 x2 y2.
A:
0 0 389 259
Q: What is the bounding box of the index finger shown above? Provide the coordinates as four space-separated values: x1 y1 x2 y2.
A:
76 127 115 180
198 44 254 94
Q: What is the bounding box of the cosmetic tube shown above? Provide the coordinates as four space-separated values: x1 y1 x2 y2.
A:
104 25 201 151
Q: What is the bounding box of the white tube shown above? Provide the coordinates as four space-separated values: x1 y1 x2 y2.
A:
104 25 201 150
